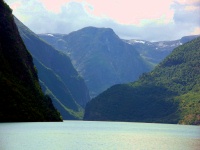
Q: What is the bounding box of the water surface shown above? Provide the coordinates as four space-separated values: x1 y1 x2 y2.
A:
0 121 199 150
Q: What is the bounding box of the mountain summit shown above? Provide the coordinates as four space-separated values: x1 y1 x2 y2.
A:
39 27 152 97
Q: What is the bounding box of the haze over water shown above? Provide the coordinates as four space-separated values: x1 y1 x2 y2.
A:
0 121 199 150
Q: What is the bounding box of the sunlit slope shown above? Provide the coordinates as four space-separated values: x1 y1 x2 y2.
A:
84 37 200 125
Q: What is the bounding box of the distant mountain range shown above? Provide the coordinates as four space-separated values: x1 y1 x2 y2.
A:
84 37 200 125
39 27 153 97
0 0 61 121
39 30 199 98
13 16 200 122
124 35 199 65
2 0 199 123
15 18 90 119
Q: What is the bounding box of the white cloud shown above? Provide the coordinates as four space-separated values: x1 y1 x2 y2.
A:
4 0 200 41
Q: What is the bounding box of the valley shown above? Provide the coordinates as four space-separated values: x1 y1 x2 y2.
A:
1 0 199 124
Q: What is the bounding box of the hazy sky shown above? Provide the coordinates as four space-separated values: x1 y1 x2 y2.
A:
4 0 200 41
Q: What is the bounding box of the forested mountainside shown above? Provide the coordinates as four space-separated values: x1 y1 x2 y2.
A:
124 35 199 65
0 0 61 121
84 37 200 125
14 18 90 119
39 27 152 97
38 30 198 98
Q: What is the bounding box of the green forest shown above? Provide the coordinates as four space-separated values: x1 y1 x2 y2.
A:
84 37 200 125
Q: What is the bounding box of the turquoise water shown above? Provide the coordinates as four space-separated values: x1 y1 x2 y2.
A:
0 121 199 150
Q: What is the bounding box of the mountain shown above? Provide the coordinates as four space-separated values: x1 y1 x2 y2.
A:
0 0 61 121
84 37 200 125
124 35 199 65
39 27 152 97
14 18 90 119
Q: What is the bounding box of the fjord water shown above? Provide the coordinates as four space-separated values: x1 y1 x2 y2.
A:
0 121 199 150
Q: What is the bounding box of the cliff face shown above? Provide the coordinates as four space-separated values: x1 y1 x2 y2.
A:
15 17 90 119
0 0 61 121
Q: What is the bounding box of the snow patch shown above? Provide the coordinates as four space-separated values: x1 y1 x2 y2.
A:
46 34 54 37
134 40 145 44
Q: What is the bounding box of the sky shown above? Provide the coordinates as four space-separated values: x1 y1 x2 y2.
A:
4 0 200 41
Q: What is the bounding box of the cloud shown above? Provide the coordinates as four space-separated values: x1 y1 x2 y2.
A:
37 0 174 25
83 0 174 25
173 0 200 12
192 27 200 35
4 0 200 41
9 1 22 10
173 5 200 25
39 0 71 13
175 0 200 5
27 2 95 33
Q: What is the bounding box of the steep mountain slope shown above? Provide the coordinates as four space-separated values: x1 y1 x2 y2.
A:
39 27 152 97
125 35 199 65
14 18 90 119
0 0 61 121
84 37 200 125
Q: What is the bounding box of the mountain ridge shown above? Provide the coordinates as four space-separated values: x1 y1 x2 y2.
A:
15 17 90 119
39 26 152 97
0 0 61 121
124 35 199 65
84 37 200 125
